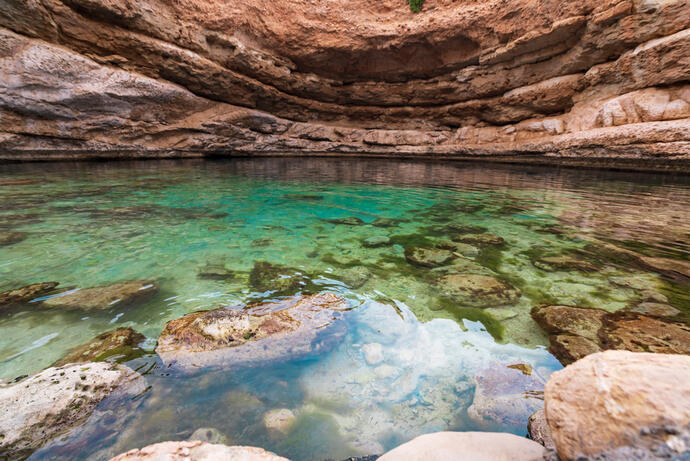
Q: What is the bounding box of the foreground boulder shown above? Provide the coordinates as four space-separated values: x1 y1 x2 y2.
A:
40 280 158 310
156 293 348 370
52 327 147 367
378 432 545 461
545 351 690 460
108 441 288 460
0 362 145 460
532 304 690 365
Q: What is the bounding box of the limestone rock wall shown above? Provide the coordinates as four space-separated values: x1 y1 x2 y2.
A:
0 0 688 169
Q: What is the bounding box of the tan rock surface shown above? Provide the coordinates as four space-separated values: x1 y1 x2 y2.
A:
0 362 145 460
0 0 688 169
544 350 690 460
156 292 348 370
378 431 545 461
108 441 289 461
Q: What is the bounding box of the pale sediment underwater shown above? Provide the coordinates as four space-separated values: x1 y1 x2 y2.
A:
0 158 688 461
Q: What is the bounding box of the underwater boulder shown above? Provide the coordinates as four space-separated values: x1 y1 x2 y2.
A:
467 363 545 429
52 327 147 367
326 217 365 226
189 427 230 445
437 274 520 308
532 255 598 272
156 293 348 371
249 261 307 294
531 304 606 342
435 241 480 258
263 409 296 437
197 262 235 280
451 233 505 247
623 302 680 317
371 217 400 228
0 362 145 460
338 266 371 289
40 280 158 311
108 441 288 461
362 235 391 248
0 281 60 308
405 247 455 268
0 231 27 247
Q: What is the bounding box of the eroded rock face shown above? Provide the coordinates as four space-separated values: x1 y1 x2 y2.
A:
156 292 348 370
0 0 688 170
544 351 690 460
532 304 690 365
40 280 158 310
0 362 145 460
108 441 289 461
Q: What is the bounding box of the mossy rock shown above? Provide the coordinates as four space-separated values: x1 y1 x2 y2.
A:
405 247 455 268
52 327 147 367
249 261 307 294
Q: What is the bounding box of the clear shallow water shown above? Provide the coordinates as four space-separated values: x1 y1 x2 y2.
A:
0 158 688 460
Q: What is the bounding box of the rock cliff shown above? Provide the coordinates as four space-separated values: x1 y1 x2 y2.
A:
0 0 688 170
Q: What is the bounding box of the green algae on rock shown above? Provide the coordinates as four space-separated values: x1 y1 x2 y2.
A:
405 247 455 268
0 282 60 308
437 274 521 308
156 293 348 370
52 327 147 367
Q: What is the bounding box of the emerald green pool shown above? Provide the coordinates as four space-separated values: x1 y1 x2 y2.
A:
1 158 688 460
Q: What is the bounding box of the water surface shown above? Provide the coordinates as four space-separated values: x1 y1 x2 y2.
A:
0 158 688 460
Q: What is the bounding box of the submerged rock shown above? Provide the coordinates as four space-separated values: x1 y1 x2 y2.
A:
189 427 229 445
40 280 158 310
52 327 147 367
0 231 27 247
362 236 391 248
371 217 399 228
545 351 690 461
156 293 348 370
435 241 480 258
624 302 680 317
451 233 505 247
533 255 598 272
249 261 307 294
532 304 690 365
437 274 520 308
0 281 60 308
0 362 145 460
378 432 545 461
263 409 296 436
108 441 288 461
197 258 235 280
467 364 545 429
326 217 365 226
404 247 455 268
338 266 371 289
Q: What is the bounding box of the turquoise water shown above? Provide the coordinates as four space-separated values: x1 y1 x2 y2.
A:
1 158 689 460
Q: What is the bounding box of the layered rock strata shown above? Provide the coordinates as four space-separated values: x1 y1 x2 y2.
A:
0 0 688 170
